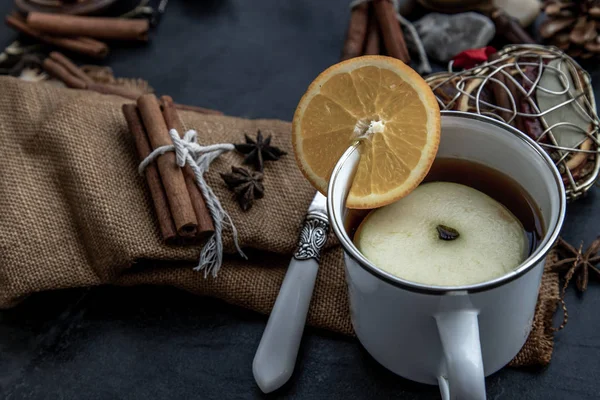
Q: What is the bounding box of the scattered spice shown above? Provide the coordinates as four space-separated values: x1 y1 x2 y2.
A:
546 237 600 331
436 224 460 241
234 130 286 172
549 237 600 293
221 166 264 211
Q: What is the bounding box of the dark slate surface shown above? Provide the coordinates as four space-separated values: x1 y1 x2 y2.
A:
1 1 600 399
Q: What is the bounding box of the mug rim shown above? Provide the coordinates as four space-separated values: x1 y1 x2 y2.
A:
327 111 567 294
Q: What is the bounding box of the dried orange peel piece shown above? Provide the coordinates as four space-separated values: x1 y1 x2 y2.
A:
292 55 441 209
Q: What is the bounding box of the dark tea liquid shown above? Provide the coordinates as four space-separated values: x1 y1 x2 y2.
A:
347 158 544 257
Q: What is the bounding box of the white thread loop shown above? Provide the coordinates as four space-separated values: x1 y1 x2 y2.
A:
140 129 247 277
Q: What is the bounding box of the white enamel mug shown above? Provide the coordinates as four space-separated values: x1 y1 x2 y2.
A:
327 112 566 400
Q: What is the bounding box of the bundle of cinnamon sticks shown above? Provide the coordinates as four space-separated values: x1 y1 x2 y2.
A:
341 0 410 63
123 94 215 244
5 12 150 59
42 51 223 115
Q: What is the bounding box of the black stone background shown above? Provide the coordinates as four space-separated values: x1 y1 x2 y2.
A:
1 1 599 399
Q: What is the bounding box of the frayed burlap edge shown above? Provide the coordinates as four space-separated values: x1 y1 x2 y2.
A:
508 250 560 366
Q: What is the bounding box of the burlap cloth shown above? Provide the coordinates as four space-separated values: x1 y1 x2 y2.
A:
0 77 559 367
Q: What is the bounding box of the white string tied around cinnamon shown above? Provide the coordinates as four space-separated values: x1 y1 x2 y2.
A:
139 129 247 278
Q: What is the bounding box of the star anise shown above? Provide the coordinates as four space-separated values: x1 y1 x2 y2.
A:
549 237 600 292
220 166 264 211
234 130 286 172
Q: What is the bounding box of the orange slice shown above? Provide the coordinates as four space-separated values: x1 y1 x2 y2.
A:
292 55 441 209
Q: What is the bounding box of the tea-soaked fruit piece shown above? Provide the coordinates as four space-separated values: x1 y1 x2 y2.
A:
292 55 441 209
354 182 529 286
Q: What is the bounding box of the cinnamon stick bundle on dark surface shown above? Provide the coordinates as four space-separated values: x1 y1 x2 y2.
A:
340 2 369 61
340 0 409 63
373 0 410 62
27 12 150 42
5 14 109 58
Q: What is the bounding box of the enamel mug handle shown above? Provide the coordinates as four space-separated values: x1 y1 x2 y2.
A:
435 310 486 400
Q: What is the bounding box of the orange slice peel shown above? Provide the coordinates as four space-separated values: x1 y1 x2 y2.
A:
292 55 441 209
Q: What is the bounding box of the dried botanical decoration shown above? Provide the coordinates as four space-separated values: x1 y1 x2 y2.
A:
234 130 286 172
549 237 600 293
426 45 600 202
220 166 264 211
540 0 600 59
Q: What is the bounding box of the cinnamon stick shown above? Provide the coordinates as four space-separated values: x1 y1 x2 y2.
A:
77 36 106 45
490 9 536 45
502 73 526 133
49 51 93 84
137 94 198 237
519 66 545 142
122 104 177 242
160 95 214 241
488 55 513 123
43 51 221 120
373 0 410 63
42 53 146 99
87 82 145 99
5 14 109 59
27 12 149 42
364 4 381 55
173 103 224 115
42 58 87 89
341 2 369 61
